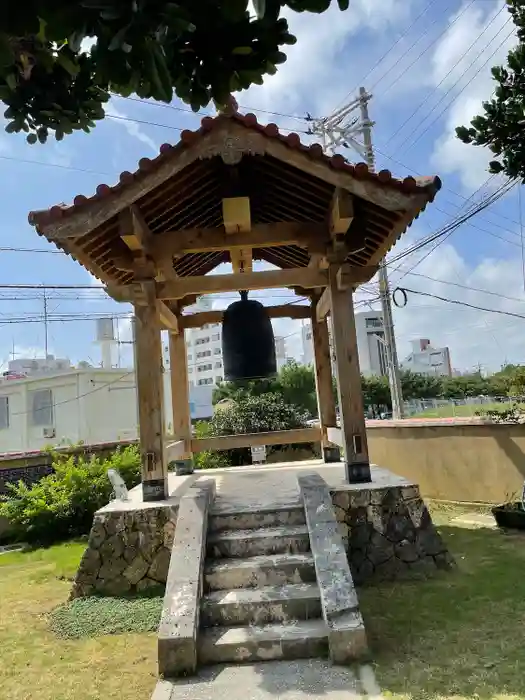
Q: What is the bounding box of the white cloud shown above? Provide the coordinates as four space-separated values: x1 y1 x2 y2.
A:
238 0 416 127
429 1 517 191
108 102 158 154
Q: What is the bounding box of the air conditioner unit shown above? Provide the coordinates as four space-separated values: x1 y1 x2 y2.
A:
42 427 56 438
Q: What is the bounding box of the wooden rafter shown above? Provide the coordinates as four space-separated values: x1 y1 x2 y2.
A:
181 303 311 328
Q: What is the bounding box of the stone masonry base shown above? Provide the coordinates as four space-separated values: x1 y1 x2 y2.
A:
71 503 177 598
331 483 455 585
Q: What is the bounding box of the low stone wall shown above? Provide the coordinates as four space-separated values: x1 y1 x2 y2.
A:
331 481 454 585
71 502 178 598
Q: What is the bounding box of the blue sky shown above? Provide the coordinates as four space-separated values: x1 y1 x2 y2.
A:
0 0 522 372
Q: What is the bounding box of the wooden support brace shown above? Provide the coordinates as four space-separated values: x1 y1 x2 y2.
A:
330 188 354 235
316 287 331 322
157 300 179 333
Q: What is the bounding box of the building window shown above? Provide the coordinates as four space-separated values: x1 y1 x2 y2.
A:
197 363 213 372
306 331 312 340
212 333 220 341
365 317 382 329
214 347 221 355
198 377 213 385
187 354 192 362
0 396 8 429
197 350 212 359
215 361 222 369
195 337 210 345
188 367 193 373
30 389 53 426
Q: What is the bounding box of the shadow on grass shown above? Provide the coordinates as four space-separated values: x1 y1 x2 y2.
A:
359 524 525 699
50 589 164 640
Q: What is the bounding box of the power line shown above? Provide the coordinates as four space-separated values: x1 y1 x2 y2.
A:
331 0 440 113
393 286 525 320
392 269 525 305
378 0 477 98
387 2 507 147
401 22 515 152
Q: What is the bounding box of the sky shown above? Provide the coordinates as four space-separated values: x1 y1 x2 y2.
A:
0 0 523 374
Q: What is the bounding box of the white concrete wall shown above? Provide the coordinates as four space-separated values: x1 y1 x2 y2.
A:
0 368 215 454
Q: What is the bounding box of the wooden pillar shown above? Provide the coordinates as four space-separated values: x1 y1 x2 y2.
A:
134 283 168 501
168 326 192 459
328 265 371 483
310 303 340 463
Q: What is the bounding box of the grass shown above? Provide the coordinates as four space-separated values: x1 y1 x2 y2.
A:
0 541 161 700
416 401 522 418
359 503 525 700
1 507 525 699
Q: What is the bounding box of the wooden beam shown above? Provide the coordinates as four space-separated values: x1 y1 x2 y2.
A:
168 328 192 459
337 263 378 290
165 439 188 462
328 264 371 484
311 303 339 462
330 188 354 235
181 303 311 328
120 205 152 253
134 281 168 500
148 222 328 260
222 197 251 234
191 427 321 453
157 300 179 333
230 247 253 274
155 268 329 300
316 287 331 322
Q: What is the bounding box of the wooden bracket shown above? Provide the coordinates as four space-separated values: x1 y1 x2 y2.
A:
329 188 354 236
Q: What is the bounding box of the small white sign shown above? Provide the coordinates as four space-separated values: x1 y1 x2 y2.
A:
251 445 266 464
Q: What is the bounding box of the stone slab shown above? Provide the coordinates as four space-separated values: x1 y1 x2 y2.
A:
201 583 321 626
158 479 216 678
198 620 329 665
207 525 310 559
299 473 368 664
204 552 316 591
151 658 365 700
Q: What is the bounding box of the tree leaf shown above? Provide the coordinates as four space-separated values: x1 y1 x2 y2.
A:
232 46 253 55
26 133 37 144
56 52 80 76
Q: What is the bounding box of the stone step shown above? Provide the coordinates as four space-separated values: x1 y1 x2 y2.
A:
206 525 310 559
201 583 322 627
209 504 306 533
198 619 329 665
204 552 316 591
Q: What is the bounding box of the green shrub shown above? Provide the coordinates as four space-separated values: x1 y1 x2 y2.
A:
192 420 230 470
0 445 141 545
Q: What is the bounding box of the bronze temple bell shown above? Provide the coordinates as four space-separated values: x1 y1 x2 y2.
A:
222 291 277 381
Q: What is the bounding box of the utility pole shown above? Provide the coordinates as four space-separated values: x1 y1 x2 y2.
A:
358 87 404 419
307 87 405 418
43 288 49 358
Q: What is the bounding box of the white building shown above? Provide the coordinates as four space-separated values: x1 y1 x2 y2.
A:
171 296 287 387
5 355 72 378
0 369 214 454
402 339 452 377
301 310 388 377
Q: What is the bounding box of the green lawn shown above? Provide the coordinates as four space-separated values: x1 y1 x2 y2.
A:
416 401 519 418
1 506 524 699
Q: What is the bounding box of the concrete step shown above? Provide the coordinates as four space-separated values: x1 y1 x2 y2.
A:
206 525 310 559
204 552 316 591
201 583 322 627
209 504 306 533
198 619 329 665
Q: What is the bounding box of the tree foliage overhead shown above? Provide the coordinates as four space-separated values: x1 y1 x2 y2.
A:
0 0 349 144
456 0 525 180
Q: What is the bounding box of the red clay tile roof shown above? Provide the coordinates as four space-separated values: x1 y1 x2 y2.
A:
28 108 442 230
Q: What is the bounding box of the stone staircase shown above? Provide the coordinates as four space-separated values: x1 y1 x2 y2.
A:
198 503 330 665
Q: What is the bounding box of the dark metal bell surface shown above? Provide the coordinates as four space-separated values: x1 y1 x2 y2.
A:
222 291 277 381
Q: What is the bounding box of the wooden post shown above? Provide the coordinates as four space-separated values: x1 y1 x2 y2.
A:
310 303 340 463
168 327 192 459
328 265 371 483
134 285 168 501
